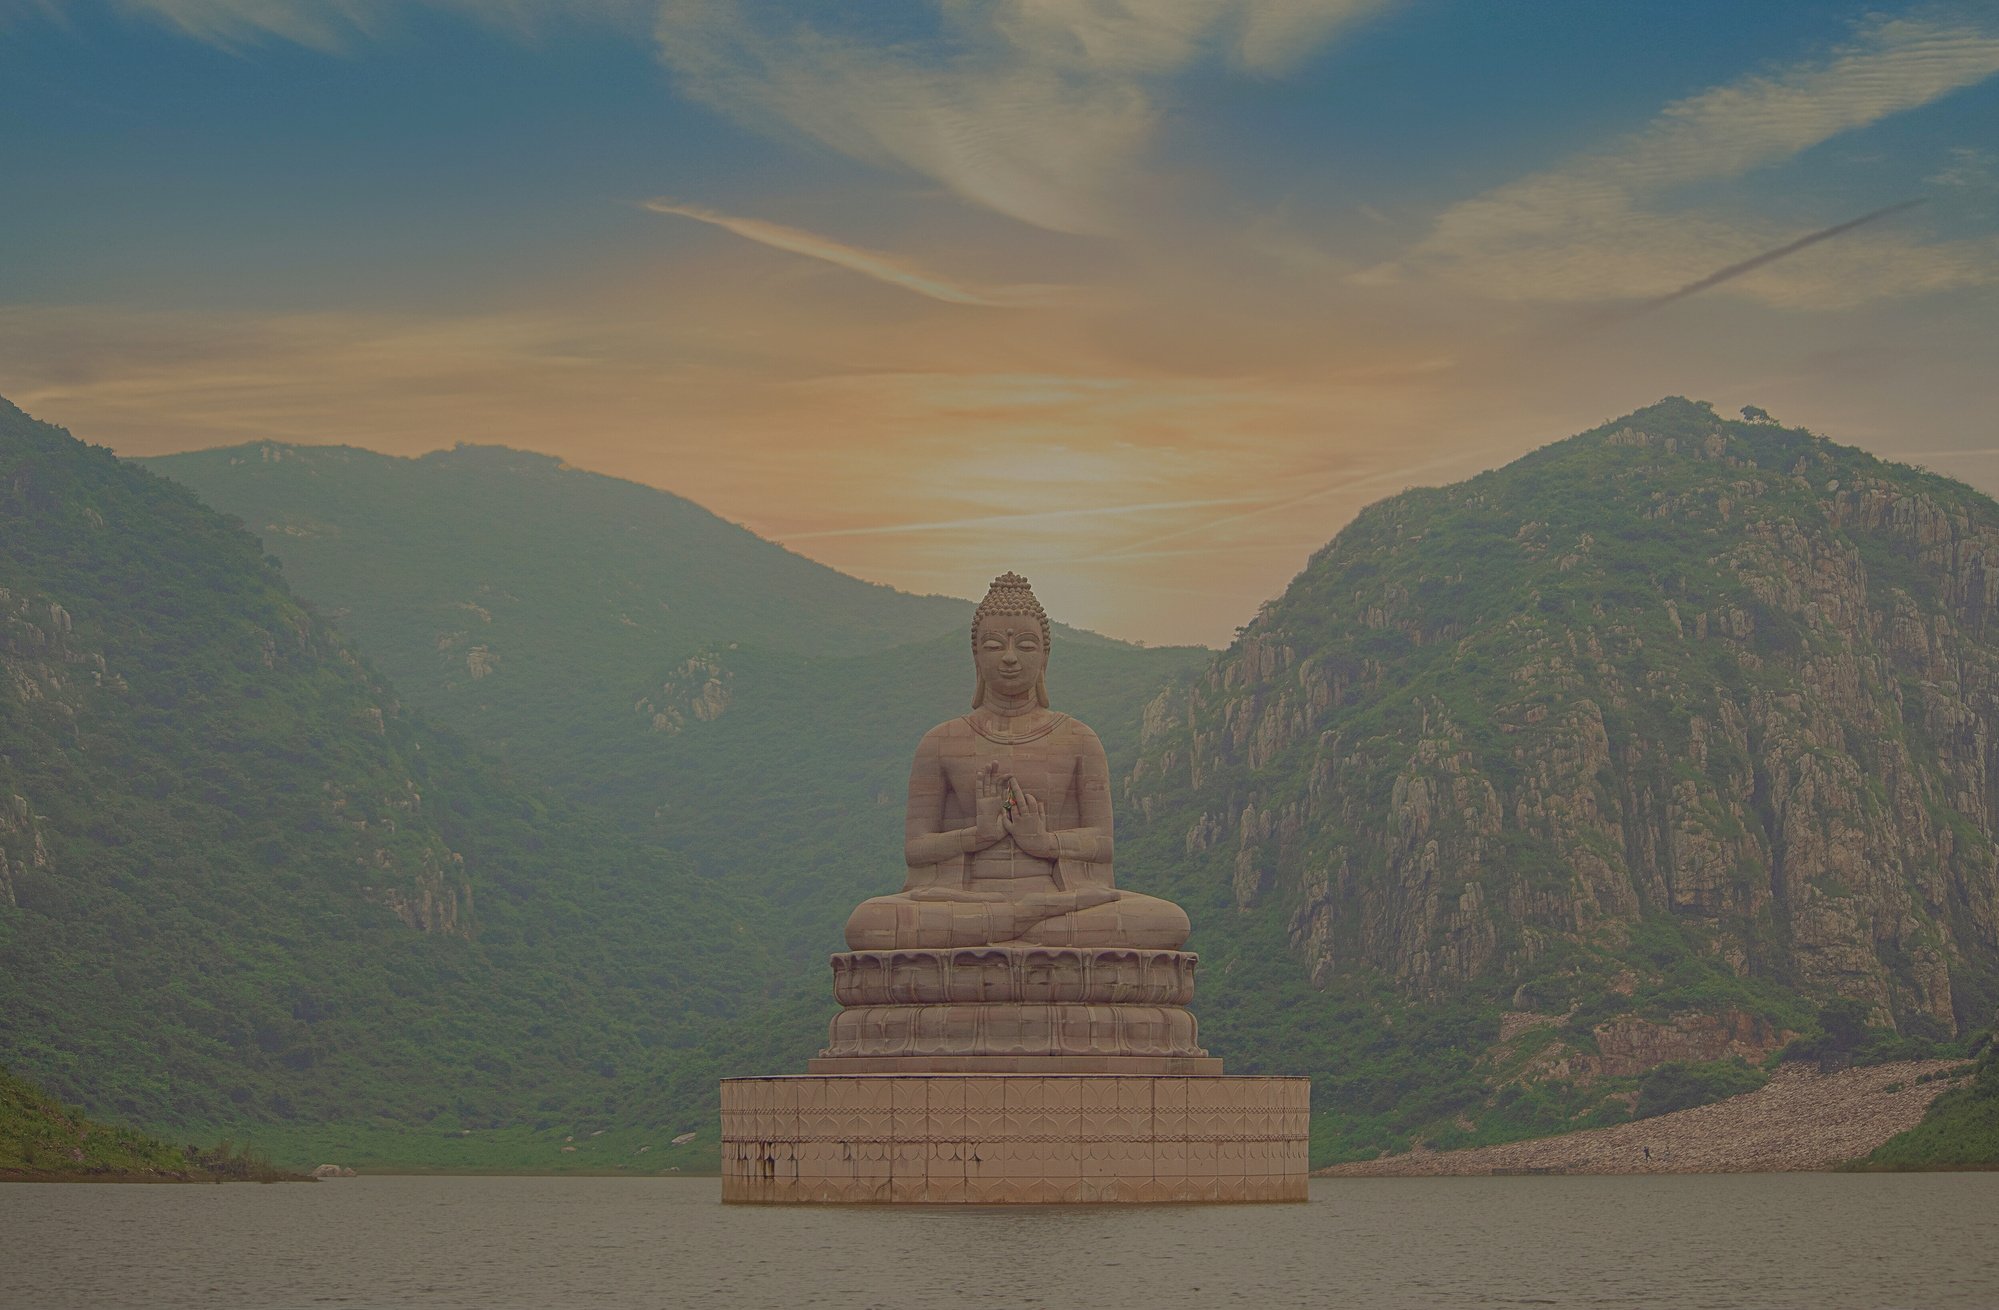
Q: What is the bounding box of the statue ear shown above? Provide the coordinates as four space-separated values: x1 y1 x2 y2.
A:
972 673 986 709
1035 673 1049 708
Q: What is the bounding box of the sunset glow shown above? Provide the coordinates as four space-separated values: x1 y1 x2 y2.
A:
5 1 1996 644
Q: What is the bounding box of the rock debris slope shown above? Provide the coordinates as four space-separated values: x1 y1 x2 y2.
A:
1318 1059 1968 1175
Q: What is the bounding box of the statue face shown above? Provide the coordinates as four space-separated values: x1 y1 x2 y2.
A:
974 614 1046 699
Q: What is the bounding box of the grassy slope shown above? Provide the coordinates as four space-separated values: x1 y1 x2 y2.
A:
1863 1043 1999 1168
0 1065 305 1181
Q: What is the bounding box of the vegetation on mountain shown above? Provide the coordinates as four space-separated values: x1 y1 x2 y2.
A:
0 397 776 1150
1861 1038 1999 1168
142 442 972 806
0 1064 302 1181
6 403 1198 1165
22 393 1999 1173
144 441 1208 967
1121 398 1999 1163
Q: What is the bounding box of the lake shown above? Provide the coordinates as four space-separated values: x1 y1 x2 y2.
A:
3 1174 1993 1309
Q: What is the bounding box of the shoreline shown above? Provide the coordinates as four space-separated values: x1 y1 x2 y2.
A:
0 1169 313 1185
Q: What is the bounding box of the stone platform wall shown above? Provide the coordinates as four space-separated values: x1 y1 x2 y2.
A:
721 1074 1309 1204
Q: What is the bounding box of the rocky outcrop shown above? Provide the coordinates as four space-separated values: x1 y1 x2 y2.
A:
1591 1010 1792 1078
1130 401 1999 1043
0 793 49 908
365 853 473 936
637 650 733 733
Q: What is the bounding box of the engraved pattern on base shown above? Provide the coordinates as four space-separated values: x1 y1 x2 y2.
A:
720 1074 1312 1205
829 947 1197 1007
822 1002 1205 1058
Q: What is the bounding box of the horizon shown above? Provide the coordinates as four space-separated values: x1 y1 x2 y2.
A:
5 1 1997 646
101 390 1901 652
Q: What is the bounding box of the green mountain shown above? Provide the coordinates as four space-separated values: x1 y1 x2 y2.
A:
54 393 1995 1170
0 397 773 1144
141 442 971 786
1118 399 1999 1161
143 442 1208 963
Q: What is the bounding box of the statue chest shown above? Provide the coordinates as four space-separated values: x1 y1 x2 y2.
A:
939 743 1079 817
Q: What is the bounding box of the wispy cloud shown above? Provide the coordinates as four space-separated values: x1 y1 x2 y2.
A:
104 0 651 51
1583 199 1930 326
651 0 1391 233
1373 13 1999 309
642 199 1058 306
92 1 1390 233
111 0 389 51
1098 451 1467 560
785 494 1267 540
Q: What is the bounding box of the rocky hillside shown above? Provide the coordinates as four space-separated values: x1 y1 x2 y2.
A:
1122 398 1998 1158
0 395 773 1135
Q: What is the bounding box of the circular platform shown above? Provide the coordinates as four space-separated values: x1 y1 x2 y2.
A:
829 946 1198 1006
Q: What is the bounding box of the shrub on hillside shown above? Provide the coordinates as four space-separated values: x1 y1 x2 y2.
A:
1862 1044 1999 1168
1634 1059 1766 1120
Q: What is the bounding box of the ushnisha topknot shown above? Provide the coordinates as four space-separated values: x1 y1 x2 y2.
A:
970 571 1051 649
970 571 1052 709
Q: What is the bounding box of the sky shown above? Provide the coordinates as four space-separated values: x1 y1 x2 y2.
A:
3 0 1997 647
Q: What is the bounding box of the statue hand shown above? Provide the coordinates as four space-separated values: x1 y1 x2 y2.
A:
971 760 1005 850
1003 779 1057 859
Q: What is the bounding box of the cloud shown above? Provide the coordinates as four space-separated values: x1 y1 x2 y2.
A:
642 199 1059 305
1584 199 1930 324
1374 13 1999 309
651 1 1390 233
1927 145 1999 191
88 1 1388 232
785 493 1267 540
111 0 390 51
101 0 652 52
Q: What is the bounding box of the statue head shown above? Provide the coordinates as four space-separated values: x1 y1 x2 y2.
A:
971 571 1050 709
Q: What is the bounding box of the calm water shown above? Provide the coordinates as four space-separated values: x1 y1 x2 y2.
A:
2 1175 1993 1309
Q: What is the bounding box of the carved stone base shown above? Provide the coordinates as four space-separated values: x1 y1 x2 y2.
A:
823 1002 1203 1059
806 1054 1224 1074
720 1073 1311 1204
830 947 1197 1007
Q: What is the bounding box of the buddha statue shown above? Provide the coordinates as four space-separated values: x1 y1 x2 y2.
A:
816 572 1209 1070
844 571 1191 951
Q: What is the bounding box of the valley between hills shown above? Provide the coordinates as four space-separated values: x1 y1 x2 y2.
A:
3 392 1996 1175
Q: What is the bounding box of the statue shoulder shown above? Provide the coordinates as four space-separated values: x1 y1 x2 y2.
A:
1057 714 1101 740
915 716 975 755
1053 714 1106 753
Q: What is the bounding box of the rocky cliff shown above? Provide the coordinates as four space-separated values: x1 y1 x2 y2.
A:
1125 400 1998 1147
